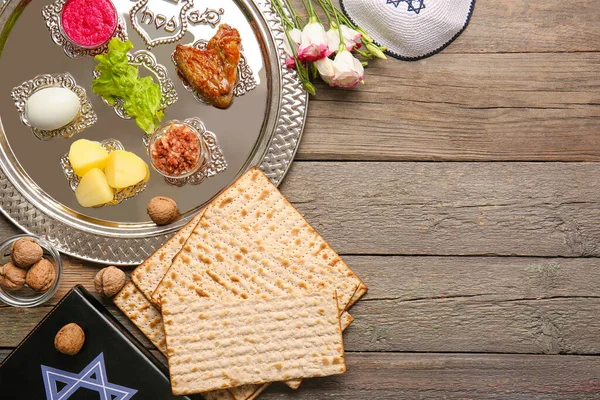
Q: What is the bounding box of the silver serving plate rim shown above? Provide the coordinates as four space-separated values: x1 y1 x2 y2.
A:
0 0 308 265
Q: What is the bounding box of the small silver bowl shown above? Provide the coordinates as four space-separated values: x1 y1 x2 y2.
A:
0 235 63 308
147 120 209 180
10 72 97 140
59 0 119 50
42 0 128 59
59 138 148 206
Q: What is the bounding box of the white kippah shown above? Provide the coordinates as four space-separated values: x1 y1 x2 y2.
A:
341 0 475 60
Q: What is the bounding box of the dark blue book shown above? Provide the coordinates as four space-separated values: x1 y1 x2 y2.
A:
0 285 201 400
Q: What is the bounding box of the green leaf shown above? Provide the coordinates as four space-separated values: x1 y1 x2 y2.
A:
92 38 164 134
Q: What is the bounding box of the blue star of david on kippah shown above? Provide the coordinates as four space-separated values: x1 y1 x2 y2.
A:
41 353 137 400
386 0 426 14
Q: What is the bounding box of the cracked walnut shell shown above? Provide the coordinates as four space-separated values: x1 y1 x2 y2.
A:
147 196 180 225
0 262 27 291
26 259 56 292
55 323 85 355
11 238 43 268
94 266 126 297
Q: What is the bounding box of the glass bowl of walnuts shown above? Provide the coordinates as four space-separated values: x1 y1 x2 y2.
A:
0 234 63 307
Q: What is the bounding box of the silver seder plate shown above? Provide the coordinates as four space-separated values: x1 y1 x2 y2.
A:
0 0 307 264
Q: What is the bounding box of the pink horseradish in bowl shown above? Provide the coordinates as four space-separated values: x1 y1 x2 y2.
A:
60 0 118 49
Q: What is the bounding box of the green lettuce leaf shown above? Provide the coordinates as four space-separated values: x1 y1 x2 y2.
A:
92 38 164 134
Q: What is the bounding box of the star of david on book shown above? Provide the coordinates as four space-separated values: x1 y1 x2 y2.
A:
386 0 426 14
41 353 137 400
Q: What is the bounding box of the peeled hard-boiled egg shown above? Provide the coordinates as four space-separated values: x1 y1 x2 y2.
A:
25 87 80 131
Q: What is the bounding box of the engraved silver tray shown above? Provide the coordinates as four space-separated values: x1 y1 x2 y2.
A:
0 0 307 265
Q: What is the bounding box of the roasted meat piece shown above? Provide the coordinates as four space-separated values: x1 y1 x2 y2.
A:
174 24 241 109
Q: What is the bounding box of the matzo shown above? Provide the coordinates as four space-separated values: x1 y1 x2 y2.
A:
113 283 236 400
115 283 353 393
195 168 364 311
229 384 268 400
161 291 346 395
244 385 269 400
128 229 303 400
131 211 204 302
152 211 345 318
134 168 364 397
128 212 260 400
341 311 355 327
151 211 344 393
116 281 353 395
285 308 353 390
114 282 168 354
201 390 237 400
224 384 262 400
151 198 356 393
349 282 368 307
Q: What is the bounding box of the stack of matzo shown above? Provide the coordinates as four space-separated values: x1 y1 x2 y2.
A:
114 168 367 399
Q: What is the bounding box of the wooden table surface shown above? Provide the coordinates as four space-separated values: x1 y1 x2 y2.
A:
2 1 600 398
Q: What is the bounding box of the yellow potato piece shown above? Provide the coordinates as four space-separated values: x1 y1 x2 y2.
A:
68 139 109 177
105 150 148 189
75 168 114 207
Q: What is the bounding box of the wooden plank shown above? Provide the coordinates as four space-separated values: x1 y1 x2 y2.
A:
18 256 600 305
279 162 600 256
0 256 131 306
296 53 600 161
33 259 127 304
303 0 600 54
0 220 22 241
346 257 600 354
306 0 600 53
349 256 600 303
0 349 10 362
1 256 598 354
13 160 600 258
1 350 598 399
0 350 598 399
0 304 154 349
347 297 600 354
348 257 600 355
260 353 600 400
444 0 600 54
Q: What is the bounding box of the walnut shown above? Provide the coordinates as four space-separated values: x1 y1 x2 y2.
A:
147 196 180 225
94 266 126 297
26 259 56 292
55 323 85 355
11 238 43 268
0 262 27 291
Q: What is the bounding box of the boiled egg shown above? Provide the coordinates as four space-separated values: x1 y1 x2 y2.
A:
25 87 80 131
